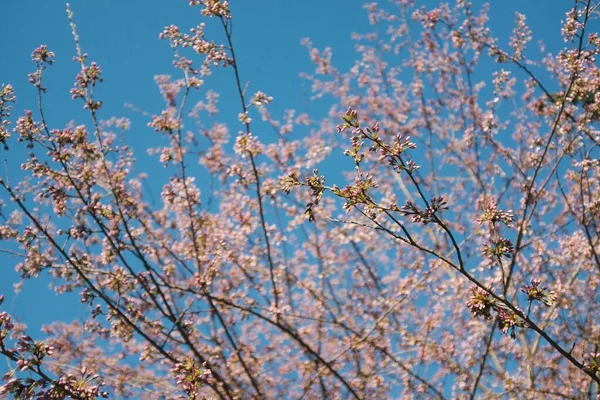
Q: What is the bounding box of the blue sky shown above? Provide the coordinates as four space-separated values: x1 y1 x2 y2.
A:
0 0 576 387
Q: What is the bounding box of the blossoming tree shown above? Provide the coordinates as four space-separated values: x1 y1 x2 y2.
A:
1 0 600 398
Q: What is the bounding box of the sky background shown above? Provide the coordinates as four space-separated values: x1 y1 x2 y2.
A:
0 0 576 383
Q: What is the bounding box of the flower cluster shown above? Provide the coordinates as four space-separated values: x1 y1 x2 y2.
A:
477 201 514 226
0 296 14 346
509 13 531 61
496 306 527 338
583 352 600 374
280 173 300 195
192 0 231 19
14 335 54 372
171 359 215 397
386 135 418 170
0 84 16 149
51 125 87 146
466 287 495 320
238 112 252 125
1 367 109 399
411 7 444 29
334 172 379 214
482 237 514 260
561 6 584 43
336 107 360 133
154 74 184 107
399 197 448 225
30 45 55 65
466 288 526 338
70 61 104 110
0 296 108 398
520 278 557 307
338 109 419 175
304 169 326 222
252 91 273 106
159 23 231 68
148 112 181 133
234 132 263 157
14 110 39 148
28 45 55 91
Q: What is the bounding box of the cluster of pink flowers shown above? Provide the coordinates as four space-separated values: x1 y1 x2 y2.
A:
476 201 515 226
466 287 495 321
0 84 15 148
0 297 108 398
520 278 557 307
159 23 231 68
171 359 215 397
71 62 103 110
191 0 231 19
